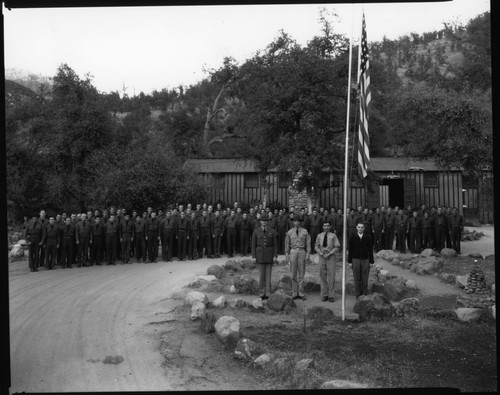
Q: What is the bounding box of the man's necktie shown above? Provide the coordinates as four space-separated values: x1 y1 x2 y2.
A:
296 228 299 236
323 232 328 247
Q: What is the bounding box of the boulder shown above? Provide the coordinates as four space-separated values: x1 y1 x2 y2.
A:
229 285 237 293
184 291 208 307
294 358 314 371
490 305 495 320
234 339 265 361
239 258 257 270
344 312 360 322
207 265 225 279
320 380 369 389
303 274 320 292
18 239 28 246
196 275 217 282
404 279 418 289
233 275 259 294
278 274 292 291
307 306 335 321
420 248 437 258
214 316 242 350
250 298 264 311
203 281 227 293
379 269 389 276
199 311 217 333
267 292 293 312
225 260 243 272
375 249 400 261
229 298 249 309
382 282 407 301
455 307 482 322
390 259 401 266
414 257 444 275
455 274 469 289
468 253 483 259
353 293 395 321
440 248 458 257
212 295 227 308
9 244 24 261
394 298 421 317
253 353 273 368
190 301 206 320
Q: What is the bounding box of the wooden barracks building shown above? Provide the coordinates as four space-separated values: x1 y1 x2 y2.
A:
185 158 493 224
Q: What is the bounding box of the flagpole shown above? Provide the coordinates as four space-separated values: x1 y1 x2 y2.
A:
341 12 355 322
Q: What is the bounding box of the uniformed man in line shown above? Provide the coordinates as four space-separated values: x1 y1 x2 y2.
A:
277 209 289 255
333 209 344 248
119 213 134 264
308 208 323 254
238 212 252 256
421 211 433 250
176 211 190 261
407 210 422 253
36 210 48 267
395 209 408 253
434 207 448 252
448 207 464 254
75 213 91 267
90 216 104 266
24 212 46 272
133 215 146 263
186 211 198 260
285 215 311 300
384 207 396 251
251 213 278 300
44 216 59 270
429 206 438 250
56 213 65 265
444 206 454 249
346 208 358 248
212 210 224 258
145 212 161 263
161 211 177 261
315 220 340 302
359 207 373 239
59 217 75 269
197 210 213 258
104 214 120 265
372 207 385 252
224 210 238 257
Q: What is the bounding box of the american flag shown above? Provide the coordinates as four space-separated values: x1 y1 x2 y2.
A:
358 13 371 178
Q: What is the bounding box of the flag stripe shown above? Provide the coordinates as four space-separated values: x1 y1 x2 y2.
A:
358 13 370 178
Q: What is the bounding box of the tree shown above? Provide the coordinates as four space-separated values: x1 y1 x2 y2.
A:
235 28 351 209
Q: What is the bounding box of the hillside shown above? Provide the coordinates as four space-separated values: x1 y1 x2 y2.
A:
5 79 38 108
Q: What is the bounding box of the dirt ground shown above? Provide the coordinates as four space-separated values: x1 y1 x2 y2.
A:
8 226 496 392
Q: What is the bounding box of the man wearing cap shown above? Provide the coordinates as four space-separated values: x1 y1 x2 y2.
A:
251 213 278 300
75 213 91 267
315 220 340 302
285 215 311 300
90 216 104 265
119 213 135 263
348 223 375 299
44 216 59 270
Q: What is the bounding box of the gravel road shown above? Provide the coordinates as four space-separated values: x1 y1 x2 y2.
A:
9 259 217 392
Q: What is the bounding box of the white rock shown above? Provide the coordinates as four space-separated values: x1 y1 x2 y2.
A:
184 291 208 307
196 275 217 282
294 358 314 371
191 301 206 321
253 353 273 368
405 279 418 289
455 307 482 322
229 285 237 293
420 248 435 258
9 244 24 258
379 269 389 276
344 312 360 322
214 316 241 350
490 305 495 320
455 274 469 289
320 380 369 389
212 295 227 308
18 239 28 246
441 248 458 257
251 298 263 309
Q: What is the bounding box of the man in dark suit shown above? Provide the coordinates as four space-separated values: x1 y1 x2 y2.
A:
251 214 278 300
347 223 375 299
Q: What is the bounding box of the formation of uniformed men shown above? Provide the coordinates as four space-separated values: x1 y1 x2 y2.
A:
22 202 464 274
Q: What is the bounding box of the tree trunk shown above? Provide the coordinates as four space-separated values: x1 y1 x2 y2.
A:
202 83 230 157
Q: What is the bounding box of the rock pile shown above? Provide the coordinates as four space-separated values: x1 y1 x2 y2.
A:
461 229 484 241
464 260 488 295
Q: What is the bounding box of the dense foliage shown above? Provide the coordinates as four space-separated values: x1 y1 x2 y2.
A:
5 11 491 221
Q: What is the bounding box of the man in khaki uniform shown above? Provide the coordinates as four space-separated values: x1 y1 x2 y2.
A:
315 220 340 302
285 215 311 300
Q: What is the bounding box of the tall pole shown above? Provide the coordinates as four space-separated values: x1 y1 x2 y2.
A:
341 13 355 322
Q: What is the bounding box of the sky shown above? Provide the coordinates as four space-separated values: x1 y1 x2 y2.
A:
3 0 490 95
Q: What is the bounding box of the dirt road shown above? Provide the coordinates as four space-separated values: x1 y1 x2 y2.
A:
9 258 223 392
